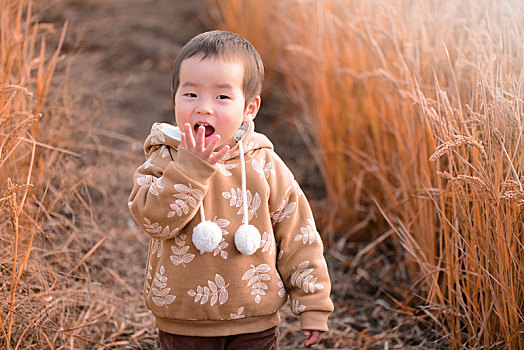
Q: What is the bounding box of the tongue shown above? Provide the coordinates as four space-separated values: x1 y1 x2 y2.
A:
204 126 215 137
195 124 215 137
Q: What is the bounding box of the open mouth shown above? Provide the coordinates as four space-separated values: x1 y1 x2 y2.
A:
194 123 215 137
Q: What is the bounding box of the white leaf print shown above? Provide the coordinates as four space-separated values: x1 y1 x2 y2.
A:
146 262 152 280
151 265 175 307
160 145 170 158
143 158 153 169
144 219 179 239
148 176 164 196
244 141 258 153
210 293 218 306
230 307 245 319
291 260 324 293
260 232 274 254
144 219 161 233
259 274 271 281
174 184 189 193
209 280 217 293
242 268 256 281
168 183 202 217
163 295 176 305
256 264 271 273
151 238 163 258
242 264 271 304
219 289 228 305
188 274 229 306
145 262 153 294
214 218 231 229
271 200 297 223
150 128 166 144
277 281 286 297
174 235 185 246
217 162 236 176
214 241 229 259
137 175 153 187
170 256 182 265
252 158 274 179
252 282 268 290
235 191 261 220
294 219 318 245
215 274 226 288
247 276 258 287
212 217 230 259
292 299 306 313
170 235 194 267
182 255 194 264
222 188 242 207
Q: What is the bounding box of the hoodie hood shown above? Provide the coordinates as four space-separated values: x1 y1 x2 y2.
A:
144 121 273 163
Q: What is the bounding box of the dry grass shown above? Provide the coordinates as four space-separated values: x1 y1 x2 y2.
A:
1 0 64 346
209 0 524 348
1 1 156 348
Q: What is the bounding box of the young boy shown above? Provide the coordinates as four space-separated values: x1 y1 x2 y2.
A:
128 30 333 349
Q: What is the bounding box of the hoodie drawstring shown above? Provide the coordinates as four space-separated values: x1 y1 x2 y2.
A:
191 126 260 255
239 140 249 225
233 139 261 255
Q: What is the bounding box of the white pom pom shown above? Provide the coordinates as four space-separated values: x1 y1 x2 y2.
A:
192 221 222 254
234 224 261 255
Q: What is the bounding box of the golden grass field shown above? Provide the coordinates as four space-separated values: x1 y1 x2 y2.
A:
209 0 524 347
2 0 523 348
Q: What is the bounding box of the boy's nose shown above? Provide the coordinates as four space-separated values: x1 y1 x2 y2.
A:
195 99 213 115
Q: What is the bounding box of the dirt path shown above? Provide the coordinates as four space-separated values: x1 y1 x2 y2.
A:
41 1 443 348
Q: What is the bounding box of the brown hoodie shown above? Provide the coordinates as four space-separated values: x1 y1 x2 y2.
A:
128 121 333 336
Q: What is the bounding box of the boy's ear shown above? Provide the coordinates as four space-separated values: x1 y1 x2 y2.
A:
243 96 261 123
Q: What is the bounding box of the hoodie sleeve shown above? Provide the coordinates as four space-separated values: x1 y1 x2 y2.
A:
128 141 217 240
269 154 334 332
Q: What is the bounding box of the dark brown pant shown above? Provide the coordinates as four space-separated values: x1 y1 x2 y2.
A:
158 326 279 350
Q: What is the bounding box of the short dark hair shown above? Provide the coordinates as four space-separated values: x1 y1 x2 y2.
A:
171 30 264 106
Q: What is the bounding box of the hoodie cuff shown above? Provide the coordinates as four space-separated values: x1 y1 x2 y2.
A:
299 311 330 332
173 148 217 184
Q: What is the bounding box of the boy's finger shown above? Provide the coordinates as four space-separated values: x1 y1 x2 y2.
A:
196 125 205 152
180 132 187 149
208 145 229 165
203 135 221 156
183 123 195 149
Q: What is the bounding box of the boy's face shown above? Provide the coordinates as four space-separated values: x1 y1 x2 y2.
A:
174 55 260 150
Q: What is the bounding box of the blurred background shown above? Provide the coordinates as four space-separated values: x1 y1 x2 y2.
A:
1 0 523 348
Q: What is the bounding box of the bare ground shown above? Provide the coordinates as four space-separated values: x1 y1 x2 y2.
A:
36 0 447 348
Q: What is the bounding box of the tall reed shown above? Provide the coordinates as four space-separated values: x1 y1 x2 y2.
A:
1 0 65 347
209 0 524 347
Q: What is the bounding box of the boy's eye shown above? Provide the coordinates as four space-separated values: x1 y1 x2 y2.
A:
184 93 197 98
217 95 230 100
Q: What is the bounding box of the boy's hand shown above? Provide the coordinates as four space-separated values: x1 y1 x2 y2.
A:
303 330 323 347
180 123 229 165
